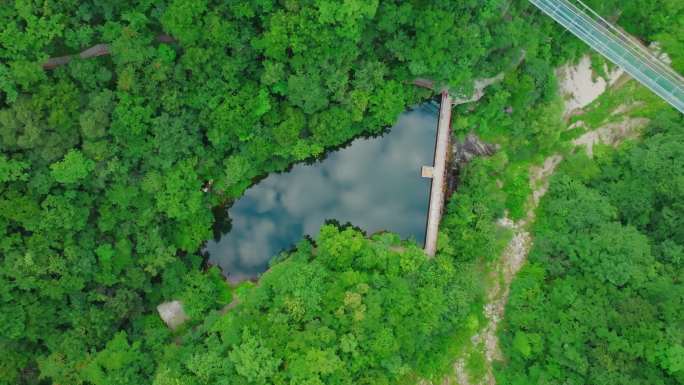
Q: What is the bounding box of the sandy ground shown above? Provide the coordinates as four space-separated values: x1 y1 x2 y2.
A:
573 114 648 156
557 55 624 117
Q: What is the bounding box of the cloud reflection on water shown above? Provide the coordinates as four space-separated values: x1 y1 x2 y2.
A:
206 103 438 282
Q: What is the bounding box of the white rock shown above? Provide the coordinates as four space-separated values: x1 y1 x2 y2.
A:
157 300 189 330
557 55 624 117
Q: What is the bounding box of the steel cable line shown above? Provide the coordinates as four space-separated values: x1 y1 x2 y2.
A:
529 0 684 113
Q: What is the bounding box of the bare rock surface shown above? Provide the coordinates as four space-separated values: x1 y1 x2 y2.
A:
157 300 189 330
452 133 498 165
557 55 624 117
573 115 648 157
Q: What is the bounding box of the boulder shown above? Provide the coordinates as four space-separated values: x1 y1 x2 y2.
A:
157 300 189 330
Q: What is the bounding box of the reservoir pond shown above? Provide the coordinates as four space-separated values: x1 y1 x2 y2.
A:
206 102 439 282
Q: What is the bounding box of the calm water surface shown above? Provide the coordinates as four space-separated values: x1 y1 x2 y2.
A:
207 102 439 282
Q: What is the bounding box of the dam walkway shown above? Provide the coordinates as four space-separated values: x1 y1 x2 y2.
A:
422 90 452 257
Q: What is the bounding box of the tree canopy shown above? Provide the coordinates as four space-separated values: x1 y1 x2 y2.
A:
497 114 684 385
1 0 682 384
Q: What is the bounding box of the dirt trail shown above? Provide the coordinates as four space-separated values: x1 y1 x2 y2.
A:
446 154 561 385
439 61 650 385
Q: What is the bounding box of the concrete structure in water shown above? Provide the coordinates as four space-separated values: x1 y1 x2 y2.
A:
422 90 452 258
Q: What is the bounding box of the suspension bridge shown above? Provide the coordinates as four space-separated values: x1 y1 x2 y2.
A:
422 0 684 257
529 0 684 113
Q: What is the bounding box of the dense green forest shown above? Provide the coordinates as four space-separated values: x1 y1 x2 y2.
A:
497 114 684 384
1 0 682 384
151 226 483 384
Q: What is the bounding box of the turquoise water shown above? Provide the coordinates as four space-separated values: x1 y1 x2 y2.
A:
206 102 439 282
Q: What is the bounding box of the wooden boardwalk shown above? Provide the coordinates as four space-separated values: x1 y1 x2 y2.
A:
423 91 452 257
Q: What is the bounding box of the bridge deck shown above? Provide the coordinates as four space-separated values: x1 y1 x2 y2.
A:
530 0 684 113
424 91 452 257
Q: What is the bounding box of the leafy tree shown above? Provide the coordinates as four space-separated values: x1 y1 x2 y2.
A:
0 1 679 384
50 149 94 184
497 115 684 385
